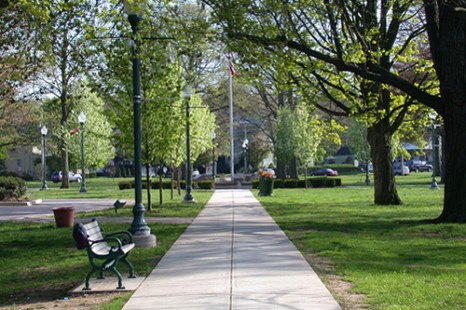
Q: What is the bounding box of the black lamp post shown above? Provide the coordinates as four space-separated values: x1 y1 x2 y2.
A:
40 125 48 191
242 138 249 173
123 0 153 242
428 112 439 190
183 86 195 203
211 132 216 182
78 112 87 193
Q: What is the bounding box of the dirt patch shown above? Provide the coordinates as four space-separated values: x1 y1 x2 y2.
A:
304 253 369 310
0 292 128 310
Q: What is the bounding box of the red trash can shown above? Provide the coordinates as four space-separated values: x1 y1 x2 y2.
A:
52 207 75 228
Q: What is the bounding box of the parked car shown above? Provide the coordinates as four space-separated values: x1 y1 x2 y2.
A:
51 171 82 183
393 165 410 175
408 160 433 172
311 168 338 176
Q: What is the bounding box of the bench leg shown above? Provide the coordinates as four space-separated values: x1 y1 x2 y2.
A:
121 256 136 278
83 268 97 291
109 265 125 289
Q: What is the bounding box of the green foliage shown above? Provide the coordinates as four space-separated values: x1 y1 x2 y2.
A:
0 176 27 200
67 85 115 170
118 181 131 190
308 177 342 188
196 181 214 190
283 179 299 188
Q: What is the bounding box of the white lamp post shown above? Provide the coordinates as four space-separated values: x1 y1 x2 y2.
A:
242 138 249 173
40 126 48 191
428 111 439 190
78 111 87 193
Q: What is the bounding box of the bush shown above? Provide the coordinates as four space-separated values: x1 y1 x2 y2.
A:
118 181 131 190
151 181 175 189
252 180 260 189
309 177 342 188
0 176 27 200
297 179 309 188
196 181 214 190
273 179 284 188
283 179 299 188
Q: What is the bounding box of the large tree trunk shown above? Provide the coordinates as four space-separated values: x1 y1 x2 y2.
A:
368 121 402 205
275 159 286 179
424 1 466 222
289 156 298 179
437 104 466 222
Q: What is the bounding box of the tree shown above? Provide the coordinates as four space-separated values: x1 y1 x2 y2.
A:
203 1 466 216
67 85 115 171
24 0 102 188
422 0 466 222
0 2 49 157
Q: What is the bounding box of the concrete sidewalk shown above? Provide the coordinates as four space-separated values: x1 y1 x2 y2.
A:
123 189 341 310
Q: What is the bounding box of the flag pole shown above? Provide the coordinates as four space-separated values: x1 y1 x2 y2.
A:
228 53 235 181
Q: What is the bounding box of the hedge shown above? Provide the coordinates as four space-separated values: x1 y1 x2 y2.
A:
0 176 27 200
251 177 342 189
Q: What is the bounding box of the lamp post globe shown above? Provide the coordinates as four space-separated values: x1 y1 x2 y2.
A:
40 126 48 191
183 86 195 203
242 138 249 173
122 0 155 247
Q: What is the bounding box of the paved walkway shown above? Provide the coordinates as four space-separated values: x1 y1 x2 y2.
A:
123 189 341 310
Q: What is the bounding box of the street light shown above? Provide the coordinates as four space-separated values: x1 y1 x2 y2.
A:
211 132 216 182
242 138 249 173
428 111 439 190
123 0 155 247
40 125 48 191
183 86 195 203
78 112 87 193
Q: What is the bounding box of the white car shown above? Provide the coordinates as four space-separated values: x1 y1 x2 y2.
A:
51 171 82 183
394 165 410 175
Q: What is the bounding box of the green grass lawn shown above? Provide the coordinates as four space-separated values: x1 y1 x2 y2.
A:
3 173 464 309
255 178 466 309
0 178 213 308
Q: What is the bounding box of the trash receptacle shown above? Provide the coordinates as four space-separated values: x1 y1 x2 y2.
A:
52 207 75 228
259 177 274 196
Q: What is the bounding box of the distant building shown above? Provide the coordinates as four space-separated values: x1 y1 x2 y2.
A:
3 146 41 179
330 146 355 164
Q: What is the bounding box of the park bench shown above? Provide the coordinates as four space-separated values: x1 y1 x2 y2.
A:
73 219 136 290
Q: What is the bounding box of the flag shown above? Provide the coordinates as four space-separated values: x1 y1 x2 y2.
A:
70 128 80 135
228 52 236 76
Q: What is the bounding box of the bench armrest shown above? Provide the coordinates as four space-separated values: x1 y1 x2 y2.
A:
105 231 133 245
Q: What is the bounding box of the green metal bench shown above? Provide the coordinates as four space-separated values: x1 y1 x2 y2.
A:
76 219 136 290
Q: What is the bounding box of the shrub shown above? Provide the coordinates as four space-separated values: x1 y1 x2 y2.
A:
283 179 299 188
273 179 284 188
297 179 308 188
252 180 260 189
0 176 27 200
309 177 342 188
196 181 214 190
118 181 131 190
152 181 175 189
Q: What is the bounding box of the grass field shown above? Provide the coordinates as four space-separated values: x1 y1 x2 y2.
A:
2 173 464 309
0 179 213 308
256 173 466 309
